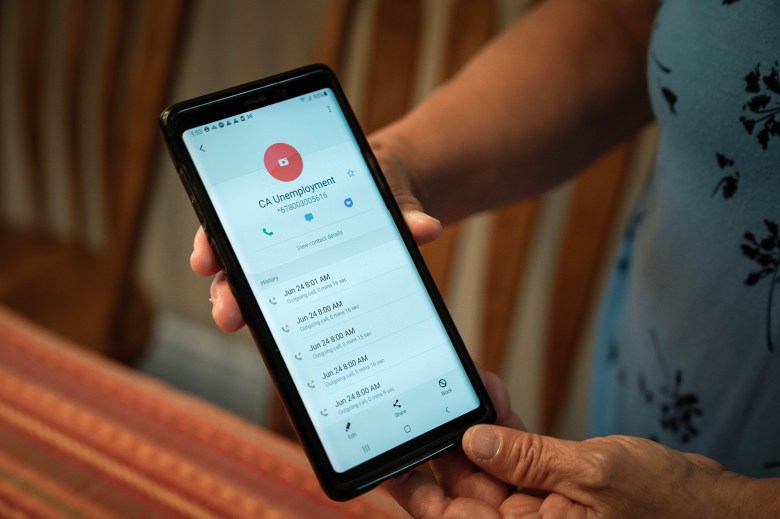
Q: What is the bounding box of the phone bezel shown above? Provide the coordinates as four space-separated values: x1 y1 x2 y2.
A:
159 64 495 500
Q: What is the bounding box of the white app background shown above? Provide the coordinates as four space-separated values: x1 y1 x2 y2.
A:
183 90 479 472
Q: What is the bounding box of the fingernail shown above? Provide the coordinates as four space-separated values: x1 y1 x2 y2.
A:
468 425 500 461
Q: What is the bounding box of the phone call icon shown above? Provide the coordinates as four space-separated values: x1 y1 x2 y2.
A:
262 228 274 236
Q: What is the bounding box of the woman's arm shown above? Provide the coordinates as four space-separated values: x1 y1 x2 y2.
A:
371 0 657 224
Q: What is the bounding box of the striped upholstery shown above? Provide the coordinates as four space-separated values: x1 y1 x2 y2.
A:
0 306 406 518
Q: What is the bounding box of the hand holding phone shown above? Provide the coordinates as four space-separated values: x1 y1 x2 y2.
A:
160 65 495 500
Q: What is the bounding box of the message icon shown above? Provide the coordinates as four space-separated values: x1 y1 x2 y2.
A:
304 213 314 222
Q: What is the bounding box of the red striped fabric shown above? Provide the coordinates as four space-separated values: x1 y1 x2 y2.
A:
0 306 407 518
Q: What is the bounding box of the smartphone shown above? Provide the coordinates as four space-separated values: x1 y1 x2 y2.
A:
159 64 495 500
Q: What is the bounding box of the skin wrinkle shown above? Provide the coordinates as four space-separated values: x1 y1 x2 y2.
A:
505 433 550 492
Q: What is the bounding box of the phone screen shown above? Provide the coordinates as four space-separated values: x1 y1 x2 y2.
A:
162 67 494 497
182 87 481 472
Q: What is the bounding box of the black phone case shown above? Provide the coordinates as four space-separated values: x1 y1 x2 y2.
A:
159 64 495 500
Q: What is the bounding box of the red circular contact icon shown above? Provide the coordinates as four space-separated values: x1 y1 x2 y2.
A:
264 142 303 182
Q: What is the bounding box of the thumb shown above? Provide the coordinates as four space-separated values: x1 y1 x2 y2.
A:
463 425 583 495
